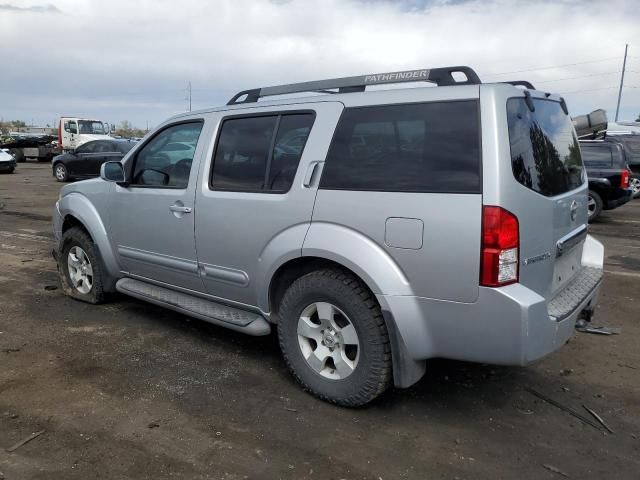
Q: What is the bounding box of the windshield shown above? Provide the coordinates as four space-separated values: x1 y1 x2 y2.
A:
507 98 584 197
78 120 106 135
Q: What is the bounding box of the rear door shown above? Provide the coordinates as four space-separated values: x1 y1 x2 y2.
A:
310 92 483 302
501 93 587 299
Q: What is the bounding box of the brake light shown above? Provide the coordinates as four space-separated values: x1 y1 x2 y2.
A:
480 206 519 287
621 170 630 189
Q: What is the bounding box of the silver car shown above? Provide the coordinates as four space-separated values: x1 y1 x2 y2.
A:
53 67 604 406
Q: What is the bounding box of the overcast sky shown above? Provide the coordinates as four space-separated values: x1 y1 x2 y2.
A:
1 0 639 129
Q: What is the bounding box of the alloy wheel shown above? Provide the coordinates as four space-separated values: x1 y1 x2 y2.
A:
67 246 93 294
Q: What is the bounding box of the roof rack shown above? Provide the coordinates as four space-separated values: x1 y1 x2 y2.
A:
504 80 535 89
227 66 482 105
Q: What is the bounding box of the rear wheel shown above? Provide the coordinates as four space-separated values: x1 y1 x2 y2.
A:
587 190 603 222
277 269 392 407
54 163 69 182
59 227 105 304
630 174 640 199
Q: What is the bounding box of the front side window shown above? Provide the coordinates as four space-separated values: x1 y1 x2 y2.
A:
508 98 584 197
211 113 314 192
131 122 203 188
75 141 97 154
320 101 481 193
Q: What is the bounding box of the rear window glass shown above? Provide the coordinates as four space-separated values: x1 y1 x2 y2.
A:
507 98 584 197
320 101 481 193
580 145 612 168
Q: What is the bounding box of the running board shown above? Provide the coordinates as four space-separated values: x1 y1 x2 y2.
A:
115 278 271 336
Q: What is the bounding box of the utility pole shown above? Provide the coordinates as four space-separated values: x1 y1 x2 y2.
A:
615 44 628 122
187 81 192 112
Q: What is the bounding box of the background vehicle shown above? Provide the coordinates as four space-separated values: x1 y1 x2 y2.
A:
53 67 604 406
604 134 640 198
0 148 17 173
52 139 136 182
580 140 632 220
58 116 112 152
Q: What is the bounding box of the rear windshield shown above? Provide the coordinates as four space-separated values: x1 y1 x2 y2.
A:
507 98 584 197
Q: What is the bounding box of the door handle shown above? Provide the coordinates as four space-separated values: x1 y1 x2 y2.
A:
169 205 192 213
303 161 324 187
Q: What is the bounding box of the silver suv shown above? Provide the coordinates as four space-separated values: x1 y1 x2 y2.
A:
53 67 604 406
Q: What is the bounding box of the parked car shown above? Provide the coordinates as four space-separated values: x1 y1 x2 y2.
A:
0 148 17 173
604 134 640 198
52 139 137 182
53 67 604 406
580 140 633 221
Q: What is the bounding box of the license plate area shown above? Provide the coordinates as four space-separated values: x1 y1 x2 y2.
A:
551 246 582 294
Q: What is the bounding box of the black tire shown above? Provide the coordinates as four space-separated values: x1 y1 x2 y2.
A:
54 162 69 182
58 226 105 304
630 174 640 199
277 269 392 407
587 190 603 222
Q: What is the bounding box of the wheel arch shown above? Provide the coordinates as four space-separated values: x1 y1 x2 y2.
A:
58 193 121 289
268 255 425 389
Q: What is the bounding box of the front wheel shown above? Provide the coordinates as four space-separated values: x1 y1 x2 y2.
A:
59 226 105 304
277 269 392 407
54 163 69 182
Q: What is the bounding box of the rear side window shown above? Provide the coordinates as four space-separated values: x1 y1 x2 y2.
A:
507 98 584 197
581 146 612 168
320 101 481 193
211 113 314 192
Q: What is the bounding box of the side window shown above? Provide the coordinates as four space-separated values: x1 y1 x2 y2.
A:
94 141 114 153
75 142 97 154
211 113 314 192
131 122 203 188
581 146 612 168
320 101 481 193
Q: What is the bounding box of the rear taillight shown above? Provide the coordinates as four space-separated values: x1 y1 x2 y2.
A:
480 206 519 287
621 169 630 189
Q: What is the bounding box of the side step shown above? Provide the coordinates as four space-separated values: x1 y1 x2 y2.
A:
115 278 271 336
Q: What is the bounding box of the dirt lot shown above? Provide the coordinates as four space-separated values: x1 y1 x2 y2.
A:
0 162 639 480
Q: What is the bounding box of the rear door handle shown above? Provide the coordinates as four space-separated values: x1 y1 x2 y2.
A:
169 205 192 213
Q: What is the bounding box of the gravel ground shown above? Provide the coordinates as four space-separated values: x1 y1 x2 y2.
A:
0 162 639 479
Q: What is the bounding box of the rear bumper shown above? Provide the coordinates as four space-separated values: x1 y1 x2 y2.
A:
604 188 632 210
378 235 604 367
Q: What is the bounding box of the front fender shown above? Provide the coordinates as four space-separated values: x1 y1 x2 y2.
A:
302 222 412 296
57 192 121 281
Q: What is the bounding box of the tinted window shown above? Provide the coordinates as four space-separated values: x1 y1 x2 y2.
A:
320 101 481 193
580 145 612 168
132 122 203 188
93 141 116 153
116 141 136 154
211 113 314 192
75 141 97 154
508 98 584 197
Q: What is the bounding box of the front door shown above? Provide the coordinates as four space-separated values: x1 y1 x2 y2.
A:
108 120 206 291
194 102 343 308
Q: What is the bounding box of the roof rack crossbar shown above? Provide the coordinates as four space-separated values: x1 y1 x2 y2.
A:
227 66 481 105
504 80 535 90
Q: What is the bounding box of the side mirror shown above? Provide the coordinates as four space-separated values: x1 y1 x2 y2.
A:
100 161 126 184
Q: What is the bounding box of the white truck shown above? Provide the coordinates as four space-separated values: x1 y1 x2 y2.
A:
58 117 113 152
